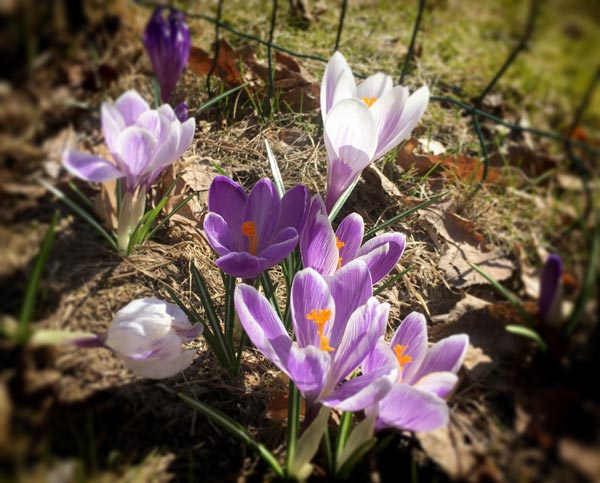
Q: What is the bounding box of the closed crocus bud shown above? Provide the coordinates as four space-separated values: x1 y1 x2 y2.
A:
105 298 202 379
174 101 188 122
143 7 191 102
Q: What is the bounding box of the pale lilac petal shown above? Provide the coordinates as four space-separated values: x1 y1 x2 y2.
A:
362 339 396 375
208 176 248 250
258 227 298 265
374 384 449 432
244 179 280 253
124 348 196 379
373 85 429 160
174 117 196 159
413 372 459 398
390 312 428 383
216 251 268 279
300 197 338 276
158 103 177 122
234 284 293 371
173 323 204 342
327 260 372 348
335 213 364 264
356 73 393 100
356 232 406 283
290 268 335 348
276 184 310 233
146 120 180 175
101 103 125 154
406 334 469 385
369 85 408 160
322 362 397 411
329 298 387 384
114 90 151 126
286 344 330 404
116 126 157 180
203 212 236 255
320 51 356 121
135 110 167 141
62 150 123 183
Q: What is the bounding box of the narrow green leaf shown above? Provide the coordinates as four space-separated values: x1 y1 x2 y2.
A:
192 83 249 118
67 181 93 207
40 179 117 250
260 272 284 322
373 266 413 296
146 191 197 241
17 210 60 343
285 381 301 474
505 325 548 352
221 272 236 353
336 438 377 480
364 191 447 238
176 392 284 478
334 411 353 465
328 179 360 222
265 139 285 198
288 406 331 480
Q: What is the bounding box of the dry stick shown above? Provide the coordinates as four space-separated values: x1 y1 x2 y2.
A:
333 0 348 53
206 0 224 97
399 0 426 85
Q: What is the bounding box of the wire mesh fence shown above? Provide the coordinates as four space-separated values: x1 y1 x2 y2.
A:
137 0 598 215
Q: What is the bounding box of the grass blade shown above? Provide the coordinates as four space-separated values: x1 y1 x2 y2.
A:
175 391 284 478
505 325 547 351
373 266 413 296
17 210 60 344
328 179 360 222
192 83 249 118
265 139 285 198
285 381 301 474
146 191 197 241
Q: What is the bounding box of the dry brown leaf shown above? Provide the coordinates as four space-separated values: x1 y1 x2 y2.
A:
188 41 245 86
559 438 600 482
92 179 118 230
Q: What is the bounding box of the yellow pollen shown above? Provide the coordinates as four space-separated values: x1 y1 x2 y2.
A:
306 309 335 352
241 221 258 255
362 97 377 108
336 236 345 270
393 344 413 369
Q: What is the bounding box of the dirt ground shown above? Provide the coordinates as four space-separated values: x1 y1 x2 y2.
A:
1 1 599 482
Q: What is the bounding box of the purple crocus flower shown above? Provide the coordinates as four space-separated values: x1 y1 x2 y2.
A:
174 101 188 122
300 195 405 284
321 51 429 211
539 254 563 324
63 90 195 194
143 7 191 102
235 261 398 411
204 176 310 279
363 312 468 432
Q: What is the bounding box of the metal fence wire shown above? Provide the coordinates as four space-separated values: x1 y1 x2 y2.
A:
138 0 598 216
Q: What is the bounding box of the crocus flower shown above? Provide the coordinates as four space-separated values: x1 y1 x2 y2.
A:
143 7 191 102
235 261 398 411
539 254 563 325
321 51 429 211
105 298 203 379
204 176 309 279
62 90 195 250
300 195 405 284
174 101 188 122
363 312 468 432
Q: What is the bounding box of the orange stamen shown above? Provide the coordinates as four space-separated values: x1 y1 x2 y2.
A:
241 221 258 255
362 97 377 108
393 344 413 369
336 236 345 270
306 309 335 352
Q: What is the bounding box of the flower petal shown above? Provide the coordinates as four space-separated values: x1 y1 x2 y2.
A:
208 176 248 250
124 347 196 379
406 334 469 385
62 150 123 183
175 117 196 159
372 85 429 160
235 284 292 372
390 312 428 383
335 213 364 264
204 212 236 255
276 184 310 233
216 251 268 279
300 196 338 276
357 73 393 100
413 372 459 398
116 126 157 182
290 268 335 348
356 232 406 283
145 120 180 175
373 384 449 432
244 179 280 253
114 90 151 126
258 227 298 267
101 103 125 154
286 344 330 404
320 51 356 121
327 260 372 348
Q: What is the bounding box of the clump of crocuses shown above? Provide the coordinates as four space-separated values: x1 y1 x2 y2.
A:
321 51 429 211
143 7 191 103
62 90 195 252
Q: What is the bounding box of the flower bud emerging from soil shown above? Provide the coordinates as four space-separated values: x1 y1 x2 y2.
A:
105 298 202 379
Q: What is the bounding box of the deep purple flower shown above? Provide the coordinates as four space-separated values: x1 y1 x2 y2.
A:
63 90 195 194
204 176 310 279
539 254 562 324
235 261 398 410
300 195 405 284
143 7 191 102
321 51 429 211
174 101 188 122
363 312 468 432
